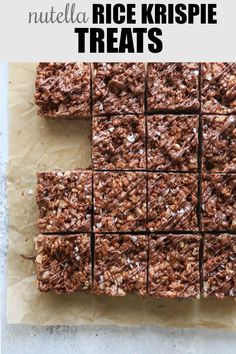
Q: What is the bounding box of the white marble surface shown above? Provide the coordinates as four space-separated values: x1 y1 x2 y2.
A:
1 62 236 354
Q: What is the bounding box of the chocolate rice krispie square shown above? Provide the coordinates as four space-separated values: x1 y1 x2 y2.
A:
35 62 91 119
92 114 146 170
201 63 236 114
92 63 145 115
93 171 147 232
147 173 198 231
202 174 236 231
147 114 199 171
147 63 200 113
148 234 201 299
37 170 92 233
202 115 236 172
203 234 236 299
35 234 91 293
94 234 148 296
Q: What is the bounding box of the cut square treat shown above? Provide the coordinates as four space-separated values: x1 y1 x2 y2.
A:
92 63 145 115
203 234 236 299
202 115 236 172
148 234 201 299
92 114 146 170
93 171 147 232
147 114 199 171
147 63 200 113
94 234 148 296
37 170 92 233
35 234 91 293
148 173 198 231
202 174 236 231
35 62 91 119
201 63 236 114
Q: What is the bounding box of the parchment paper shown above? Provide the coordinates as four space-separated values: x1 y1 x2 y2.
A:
7 63 236 328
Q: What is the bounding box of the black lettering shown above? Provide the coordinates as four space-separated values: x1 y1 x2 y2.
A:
167 4 174 24
90 28 105 53
113 4 126 24
92 4 104 24
208 4 217 24
141 4 154 24
119 28 134 53
107 28 118 53
175 4 187 24
127 4 136 24
148 28 163 53
74 28 89 53
155 4 167 24
200 4 207 24
189 4 200 24
133 28 147 53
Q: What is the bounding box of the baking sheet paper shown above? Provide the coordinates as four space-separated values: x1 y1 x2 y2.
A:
7 63 236 328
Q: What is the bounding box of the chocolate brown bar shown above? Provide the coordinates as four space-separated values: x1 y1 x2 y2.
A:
147 63 200 113
147 114 199 171
94 234 148 296
201 63 236 114
93 171 147 232
148 173 198 231
203 234 236 299
92 114 146 170
35 234 91 293
202 115 236 172
35 62 91 119
148 234 201 299
92 63 145 115
202 174 236 231
37 170 92 233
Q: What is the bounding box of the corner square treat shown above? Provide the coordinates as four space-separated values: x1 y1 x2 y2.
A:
203 234 236 299
148 173 198 231
35 62 91 119
202 174 236 231
147 115 199 171
202 115 236 172
37 170 92 233
92 115 146 170
93 171 146 232
92 63 145 115
94 234 148 296
201 63 236 114
147 63 200 113
35 234 91 293
149 234 200 299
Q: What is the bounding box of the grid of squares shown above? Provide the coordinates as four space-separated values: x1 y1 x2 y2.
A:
34 62 236 299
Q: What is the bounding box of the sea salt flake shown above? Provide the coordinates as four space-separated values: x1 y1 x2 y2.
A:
127 133 135 143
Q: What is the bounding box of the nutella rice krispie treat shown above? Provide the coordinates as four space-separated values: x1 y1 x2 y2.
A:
201 62 236 114
202 174 236 231
148 234 201 299
35 234 91 293
93 171 147 232
93 114 146 170
147 63 200 113
94 234 148 296
148 173 198 231
37 170 92 233
202 115 236 172
203 234 236 299
35 62 91 119
92 63 145 115
147 114 199 171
